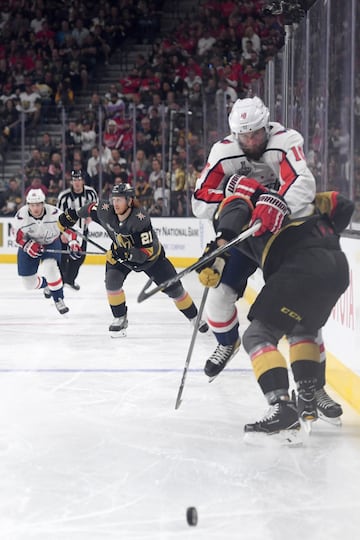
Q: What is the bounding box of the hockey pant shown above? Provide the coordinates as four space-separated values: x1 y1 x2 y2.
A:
243 319 320 404
206 248 257 345
17 238 65 301
105 253 198 321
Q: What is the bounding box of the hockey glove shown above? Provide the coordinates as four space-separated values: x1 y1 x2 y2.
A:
250 192 290 236
111 244 130 262
78 202 97 219
68 240 82 260
225 174 267 205
196 241 228 288
62 229 82 260
23 239 43 258
58 208 79 231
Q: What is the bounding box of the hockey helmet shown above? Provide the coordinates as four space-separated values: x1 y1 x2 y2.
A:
229 97 270 135
229 97 270 160
26 188 45 204
71 169 85 180
111 183 135 200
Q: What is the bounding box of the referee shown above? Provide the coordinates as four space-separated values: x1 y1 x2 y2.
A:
57 170 98 290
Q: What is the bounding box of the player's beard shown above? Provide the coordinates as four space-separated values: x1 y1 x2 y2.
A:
242 139 268 161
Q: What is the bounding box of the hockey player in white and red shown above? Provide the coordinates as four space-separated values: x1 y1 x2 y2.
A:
14 189 81 315
192 96 343 423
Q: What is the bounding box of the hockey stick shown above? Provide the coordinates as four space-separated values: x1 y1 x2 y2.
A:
44 249 104 256
137 221 261 303
175 286 209 410
68 228 108 253
69 227 135 269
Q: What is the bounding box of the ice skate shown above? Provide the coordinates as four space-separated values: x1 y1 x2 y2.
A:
315 388 343 426
296 380 318 433
109 315 128 337
54 298 69 315
244 400 302 447
190 317 209 334
65 281 80 291
204 338 241 380
43 286 51 299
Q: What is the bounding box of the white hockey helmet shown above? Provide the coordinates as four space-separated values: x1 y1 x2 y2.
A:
228 96 270 135
26 188 46 204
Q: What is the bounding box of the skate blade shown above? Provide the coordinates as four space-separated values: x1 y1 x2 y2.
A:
318 411 342 426
110 329 127 338
244 428 303 448
300 415 318 435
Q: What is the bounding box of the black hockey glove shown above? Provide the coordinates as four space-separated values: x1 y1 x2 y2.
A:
111 244 130 262
58 208 79 231
78 202 97 219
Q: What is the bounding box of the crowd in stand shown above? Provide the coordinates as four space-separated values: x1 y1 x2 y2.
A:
0 0 287 218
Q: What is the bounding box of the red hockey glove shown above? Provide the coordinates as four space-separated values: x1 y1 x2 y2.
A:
23 239 44 258
64 229 82 260
225 174 267 203
250 192 290 236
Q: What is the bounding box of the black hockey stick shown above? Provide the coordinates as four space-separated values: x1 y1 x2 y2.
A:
68 228 108 253
175 286 209 410
137 221 261 303
70 227 135 269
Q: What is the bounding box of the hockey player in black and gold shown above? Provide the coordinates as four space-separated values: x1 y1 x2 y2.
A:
58 183 208 337
197 174 352 444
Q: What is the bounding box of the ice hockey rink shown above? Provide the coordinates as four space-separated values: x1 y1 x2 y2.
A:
1 263 360 540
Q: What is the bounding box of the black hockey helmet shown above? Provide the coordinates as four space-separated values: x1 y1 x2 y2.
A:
71 169 85 180
111 183 135 200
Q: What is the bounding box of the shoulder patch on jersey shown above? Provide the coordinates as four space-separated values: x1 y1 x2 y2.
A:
136 211 146 221
220 139 232 144
101 202 110 211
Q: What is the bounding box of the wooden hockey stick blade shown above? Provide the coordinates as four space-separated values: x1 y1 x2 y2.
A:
175 286 209 410
137 221 261 303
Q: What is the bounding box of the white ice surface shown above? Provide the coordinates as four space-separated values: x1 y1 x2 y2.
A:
0 263 360 540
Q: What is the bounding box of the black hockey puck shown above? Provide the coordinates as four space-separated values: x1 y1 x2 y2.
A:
186 506 198 526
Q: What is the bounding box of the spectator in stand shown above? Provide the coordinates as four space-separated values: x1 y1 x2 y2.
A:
168 156 187 217
197 27 217 58
25 176 49 199
135 171 153 209
82 92 106 126
103 118 121 150
215 77 238 115
0 176 22 216
0 82 18 105
0 98 20 153
148 157 167 192
80 120 97 162
132 148 152 180
25 148 43 180
55 77 74 115
108 148 128 170
38 132 58 163
152 176 171 216
120 66 142 100
72 18 90 48
241 25 261 54
104 84 126 120
16 80 42 128
65 121 82 163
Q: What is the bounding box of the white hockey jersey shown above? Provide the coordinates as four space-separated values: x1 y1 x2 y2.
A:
192 121 316 220
15 203 61 245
